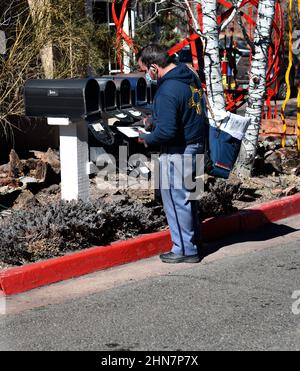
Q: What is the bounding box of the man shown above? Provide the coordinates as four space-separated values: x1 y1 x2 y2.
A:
138 44 207 263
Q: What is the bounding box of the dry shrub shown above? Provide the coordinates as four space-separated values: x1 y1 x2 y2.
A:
0 198 166 265
198 179 240 218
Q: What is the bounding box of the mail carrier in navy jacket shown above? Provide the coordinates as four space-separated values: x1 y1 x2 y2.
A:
140 63 207 147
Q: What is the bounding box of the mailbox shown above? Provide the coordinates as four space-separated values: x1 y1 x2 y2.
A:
124 76 153 116
123 76 148 106
95 77 135 125
114 78 132 109
24 78 100 202
95 78 117 112
98 76 132 110
24 78 100 118
113 78 145 122
113 75 151 117
111 73 148 106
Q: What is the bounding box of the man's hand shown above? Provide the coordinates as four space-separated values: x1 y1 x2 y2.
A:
138 131 148 147
143 116 153 131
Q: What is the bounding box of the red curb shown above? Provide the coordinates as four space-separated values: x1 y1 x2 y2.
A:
0 230 172 296
1 193 300 296
238 194 300 231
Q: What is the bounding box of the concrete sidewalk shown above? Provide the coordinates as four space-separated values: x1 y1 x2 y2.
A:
1 215 300 350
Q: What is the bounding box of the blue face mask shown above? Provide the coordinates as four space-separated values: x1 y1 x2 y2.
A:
145 72 153 82
145 67 158 83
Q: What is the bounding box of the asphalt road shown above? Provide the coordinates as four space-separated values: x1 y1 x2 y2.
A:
1 215 300 351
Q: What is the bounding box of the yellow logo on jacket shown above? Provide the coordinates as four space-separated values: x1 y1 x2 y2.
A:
189 84 203 115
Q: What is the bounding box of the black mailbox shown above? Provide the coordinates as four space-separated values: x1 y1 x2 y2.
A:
100 76 132 110
95 77 134 125
114 79 132 109
125 76 148 106
24 78 100 118
95 78 117 112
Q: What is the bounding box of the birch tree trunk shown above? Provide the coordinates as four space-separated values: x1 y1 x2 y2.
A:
200 0 227 124
221 0 244 31
28 0 54 79
236 0 276 177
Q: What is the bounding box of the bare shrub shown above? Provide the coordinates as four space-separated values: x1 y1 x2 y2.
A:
0 198 166 265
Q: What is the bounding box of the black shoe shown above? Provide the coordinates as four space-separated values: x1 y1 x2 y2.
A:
159 252 201 264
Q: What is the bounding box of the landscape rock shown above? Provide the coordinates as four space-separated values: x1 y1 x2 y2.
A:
282 186 298 197
30 148 60 174
270 188 283 196
0 163 10 174
8 149 24 178
264 150 283 174
12 189 39 210
0 177 21 189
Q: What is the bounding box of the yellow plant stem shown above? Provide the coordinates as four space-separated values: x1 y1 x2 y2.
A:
280 0 293 148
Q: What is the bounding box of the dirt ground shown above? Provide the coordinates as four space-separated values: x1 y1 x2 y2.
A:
232 174 300 208
5 172 300 216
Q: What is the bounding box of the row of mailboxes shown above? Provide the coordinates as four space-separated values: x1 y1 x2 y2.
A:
102 74 157 106
24 76 156 120
100 76 148 107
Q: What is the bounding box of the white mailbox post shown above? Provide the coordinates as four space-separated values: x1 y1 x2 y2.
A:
48 117 90 202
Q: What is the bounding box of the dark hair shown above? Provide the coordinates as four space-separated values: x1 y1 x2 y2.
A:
138 44 172 69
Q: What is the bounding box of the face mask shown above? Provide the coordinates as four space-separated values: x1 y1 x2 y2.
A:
145 72 153 82
146 67 158 82
145 72 157 83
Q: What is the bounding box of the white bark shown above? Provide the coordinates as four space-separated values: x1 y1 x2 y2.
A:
184 0 201 33
200 0 227 124
123 12 131 74
28 0 54 79
220 0 244 31
236 0 276 177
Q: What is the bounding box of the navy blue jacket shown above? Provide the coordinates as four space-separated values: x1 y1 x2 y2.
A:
141 63 206 147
